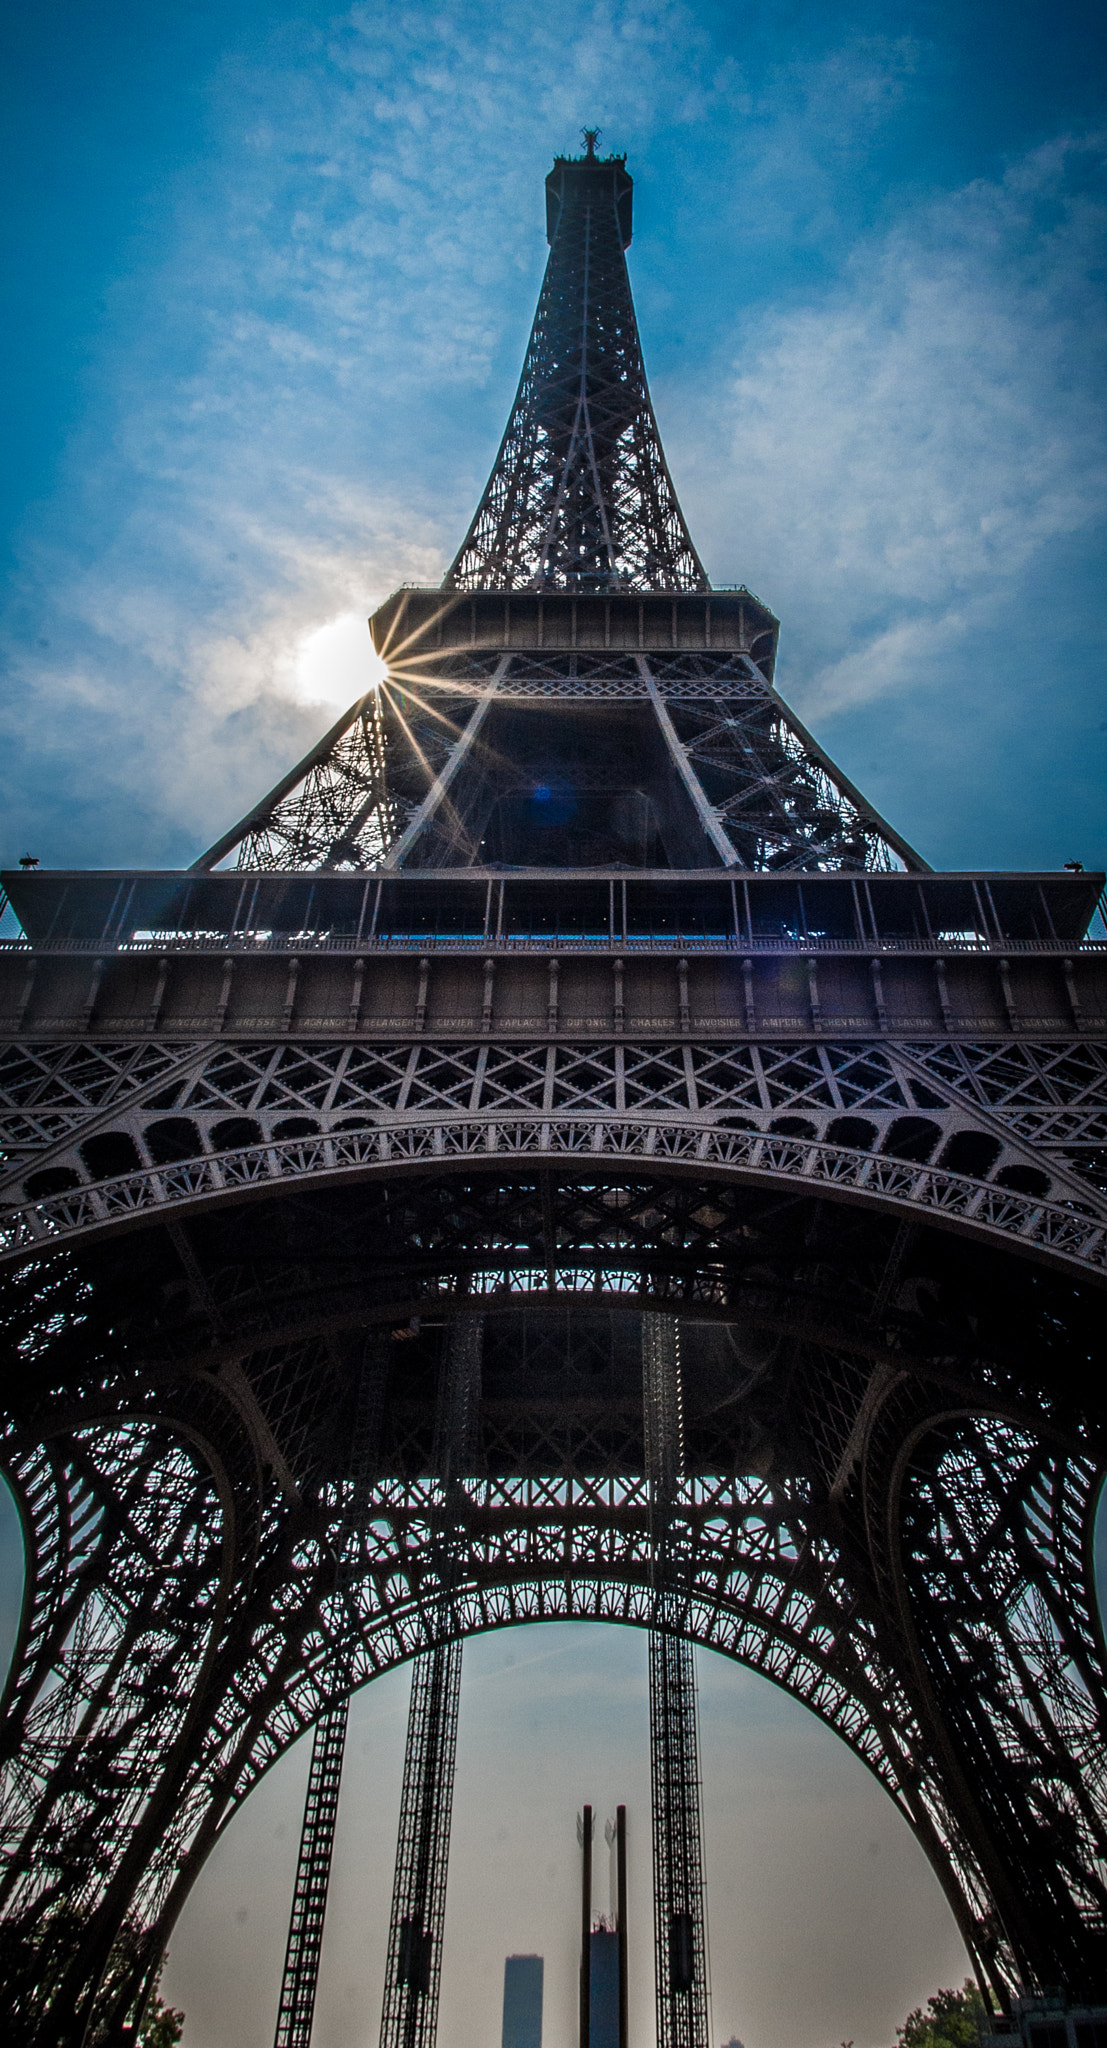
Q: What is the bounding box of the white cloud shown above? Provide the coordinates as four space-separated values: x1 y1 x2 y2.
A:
684 133 1107 719
1 471 443 861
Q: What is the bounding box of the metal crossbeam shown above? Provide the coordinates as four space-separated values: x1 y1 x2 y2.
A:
380 671 504 871
640 671 742 867
644 1314 711 2048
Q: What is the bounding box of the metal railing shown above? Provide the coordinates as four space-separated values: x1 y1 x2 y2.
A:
2 932 1105 959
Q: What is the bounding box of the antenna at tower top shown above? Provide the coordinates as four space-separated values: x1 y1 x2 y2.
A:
582 126 600 157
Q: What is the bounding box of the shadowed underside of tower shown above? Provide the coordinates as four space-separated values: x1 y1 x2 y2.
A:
2 139 1107 2048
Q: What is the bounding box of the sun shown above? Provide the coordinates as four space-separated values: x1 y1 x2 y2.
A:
292 610 388 711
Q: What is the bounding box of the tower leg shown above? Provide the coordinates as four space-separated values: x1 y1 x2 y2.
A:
378 1315 483 2048
273 1699 351 2048
272 1332 392 2048
643 1314 711 2048
378 1641 464 2048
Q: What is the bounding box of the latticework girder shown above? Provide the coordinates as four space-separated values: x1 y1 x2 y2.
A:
196 642 922 877
644 1315 711 2048
648 1633 710 2048
378 1316 483 2048
195 690 409 875
446 141 706 595
4 1029 1105 1282
273 1697 350 2048
272 1334 391 2048
378 1643 462 2048
10 1262 1102 2020
898 1423 1107 1989
2 1244 1107 2032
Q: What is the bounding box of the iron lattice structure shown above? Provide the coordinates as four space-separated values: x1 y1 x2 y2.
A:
648 1633 709 2048
1 138 1107 2048
444 135 706 594
378 1315 481 2048
273 1334 390 2048
192 148 921 880
198 692 400 875
644 1316 711 2048
379 1641 462 2048
273 1696 350 2048
196 617 922 878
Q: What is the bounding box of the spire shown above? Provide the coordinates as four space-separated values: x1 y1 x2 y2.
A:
193 143 926 877
445 145 707 594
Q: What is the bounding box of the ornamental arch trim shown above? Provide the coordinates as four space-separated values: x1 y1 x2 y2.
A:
3 1117 1106 1282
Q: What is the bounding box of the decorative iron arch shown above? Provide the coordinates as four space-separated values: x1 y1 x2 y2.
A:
4 1118 1106 1284
0 1413 1017 2006
3 1205 1107 2035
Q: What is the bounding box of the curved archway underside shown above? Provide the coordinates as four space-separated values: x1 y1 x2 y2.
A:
2 1162 1107 2028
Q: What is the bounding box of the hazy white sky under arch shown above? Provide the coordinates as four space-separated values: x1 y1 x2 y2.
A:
161 1620 970 2048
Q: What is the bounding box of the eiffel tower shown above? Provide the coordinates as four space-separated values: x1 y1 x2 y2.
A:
2 132 1107 2048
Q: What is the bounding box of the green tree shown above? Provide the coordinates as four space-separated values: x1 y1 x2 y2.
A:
897 1980 990 2048
140 1988 185 2046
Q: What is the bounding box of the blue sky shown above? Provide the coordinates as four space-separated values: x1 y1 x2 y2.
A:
2 3 1106 2044
2 0 1105 875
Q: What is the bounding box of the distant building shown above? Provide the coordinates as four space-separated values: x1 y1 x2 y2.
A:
589 1925 621 2048
579 1805 628 2048
502 1953 543 2048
